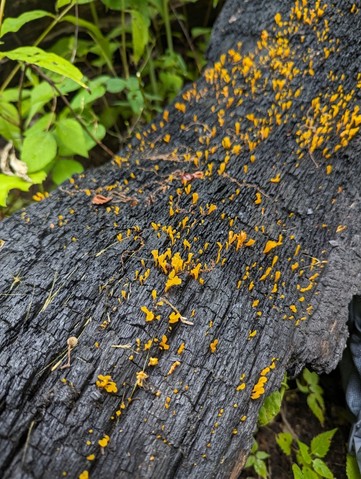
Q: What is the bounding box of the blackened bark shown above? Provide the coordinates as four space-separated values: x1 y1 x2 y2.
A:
1 1 361 478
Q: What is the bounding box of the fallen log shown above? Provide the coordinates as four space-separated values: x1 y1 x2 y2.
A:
1 1 361 478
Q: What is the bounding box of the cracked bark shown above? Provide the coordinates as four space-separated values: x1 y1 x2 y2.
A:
1 1 361 478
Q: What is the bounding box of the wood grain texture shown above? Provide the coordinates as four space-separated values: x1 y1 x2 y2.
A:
1 1 361 478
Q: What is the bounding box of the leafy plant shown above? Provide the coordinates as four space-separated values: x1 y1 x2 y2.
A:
245 440 270 479
277 429 337 479
346 453 361 479
0 0 222 212
258 374 288 427
296 368 325 426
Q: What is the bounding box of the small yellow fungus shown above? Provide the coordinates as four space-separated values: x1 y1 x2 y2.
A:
98 435 110 448
210 339 219 353
96 375 118 393
148 357 159 366
136 371 149 388
140 306 156 322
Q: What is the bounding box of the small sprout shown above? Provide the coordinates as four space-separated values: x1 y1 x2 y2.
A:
60 336 78 369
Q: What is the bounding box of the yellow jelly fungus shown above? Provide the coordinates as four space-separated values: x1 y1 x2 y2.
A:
210 339 219 353
140 305 155 322
160 335 170 350
148 357 159 366
79 471 89 479
96 375 118 393
165 270 182 292
136 371 149 387
98 435 110 448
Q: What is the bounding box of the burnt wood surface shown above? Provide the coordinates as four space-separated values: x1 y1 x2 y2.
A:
1 1 361 478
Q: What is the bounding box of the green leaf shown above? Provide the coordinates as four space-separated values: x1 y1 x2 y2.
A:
0 100 20 142
57 0 94 7
70 84 106 110
257 451 270 460
26 82 55 126
0 10 54 38
106 77 127 93
83 122 106 152
302 466 320 479
0 47 87 88
254 457 268 479
307 393 325 425
55 119 88 158
310 429 337 458
21 131 57 172
292 464 304 479
100 0 122 9
258 390 283 426
312 458 334 478
276 432 293 456
346 454 361 479
131 10 149 64
25 113 55 137
51 159 83 185
0 171 46 206
245 455 255 468
297 441 312 465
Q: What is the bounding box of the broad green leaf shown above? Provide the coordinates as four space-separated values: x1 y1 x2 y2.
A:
312 458 334 478
21 131 57 172
346 454 361 479
245 455 255 468
0 47 87 88
83 123 106 152
25 113 55 137
57 0 94 7
0 100 20 142
1 88 30 102
106 77 127 93
297 441 312 465
292 464 304 479
276 432 293 456
254 457 268 479
51 159 83 185
257 451 270 460
0 171 46 206
55 119 88 157
26 82 55 126
70 84 106 110
302 466 320 479
307 393 325 426
310 429 337 458
303 368 319 386
131 10 149 64
0 11 54 38
100 0 121 9
258 390 283 426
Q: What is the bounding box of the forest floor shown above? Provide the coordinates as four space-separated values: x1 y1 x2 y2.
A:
240 369 352 479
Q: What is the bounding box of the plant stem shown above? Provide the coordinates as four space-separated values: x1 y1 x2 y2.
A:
120 0 129 79
0 0 6 37
0 1 76 93
162 0 173 54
